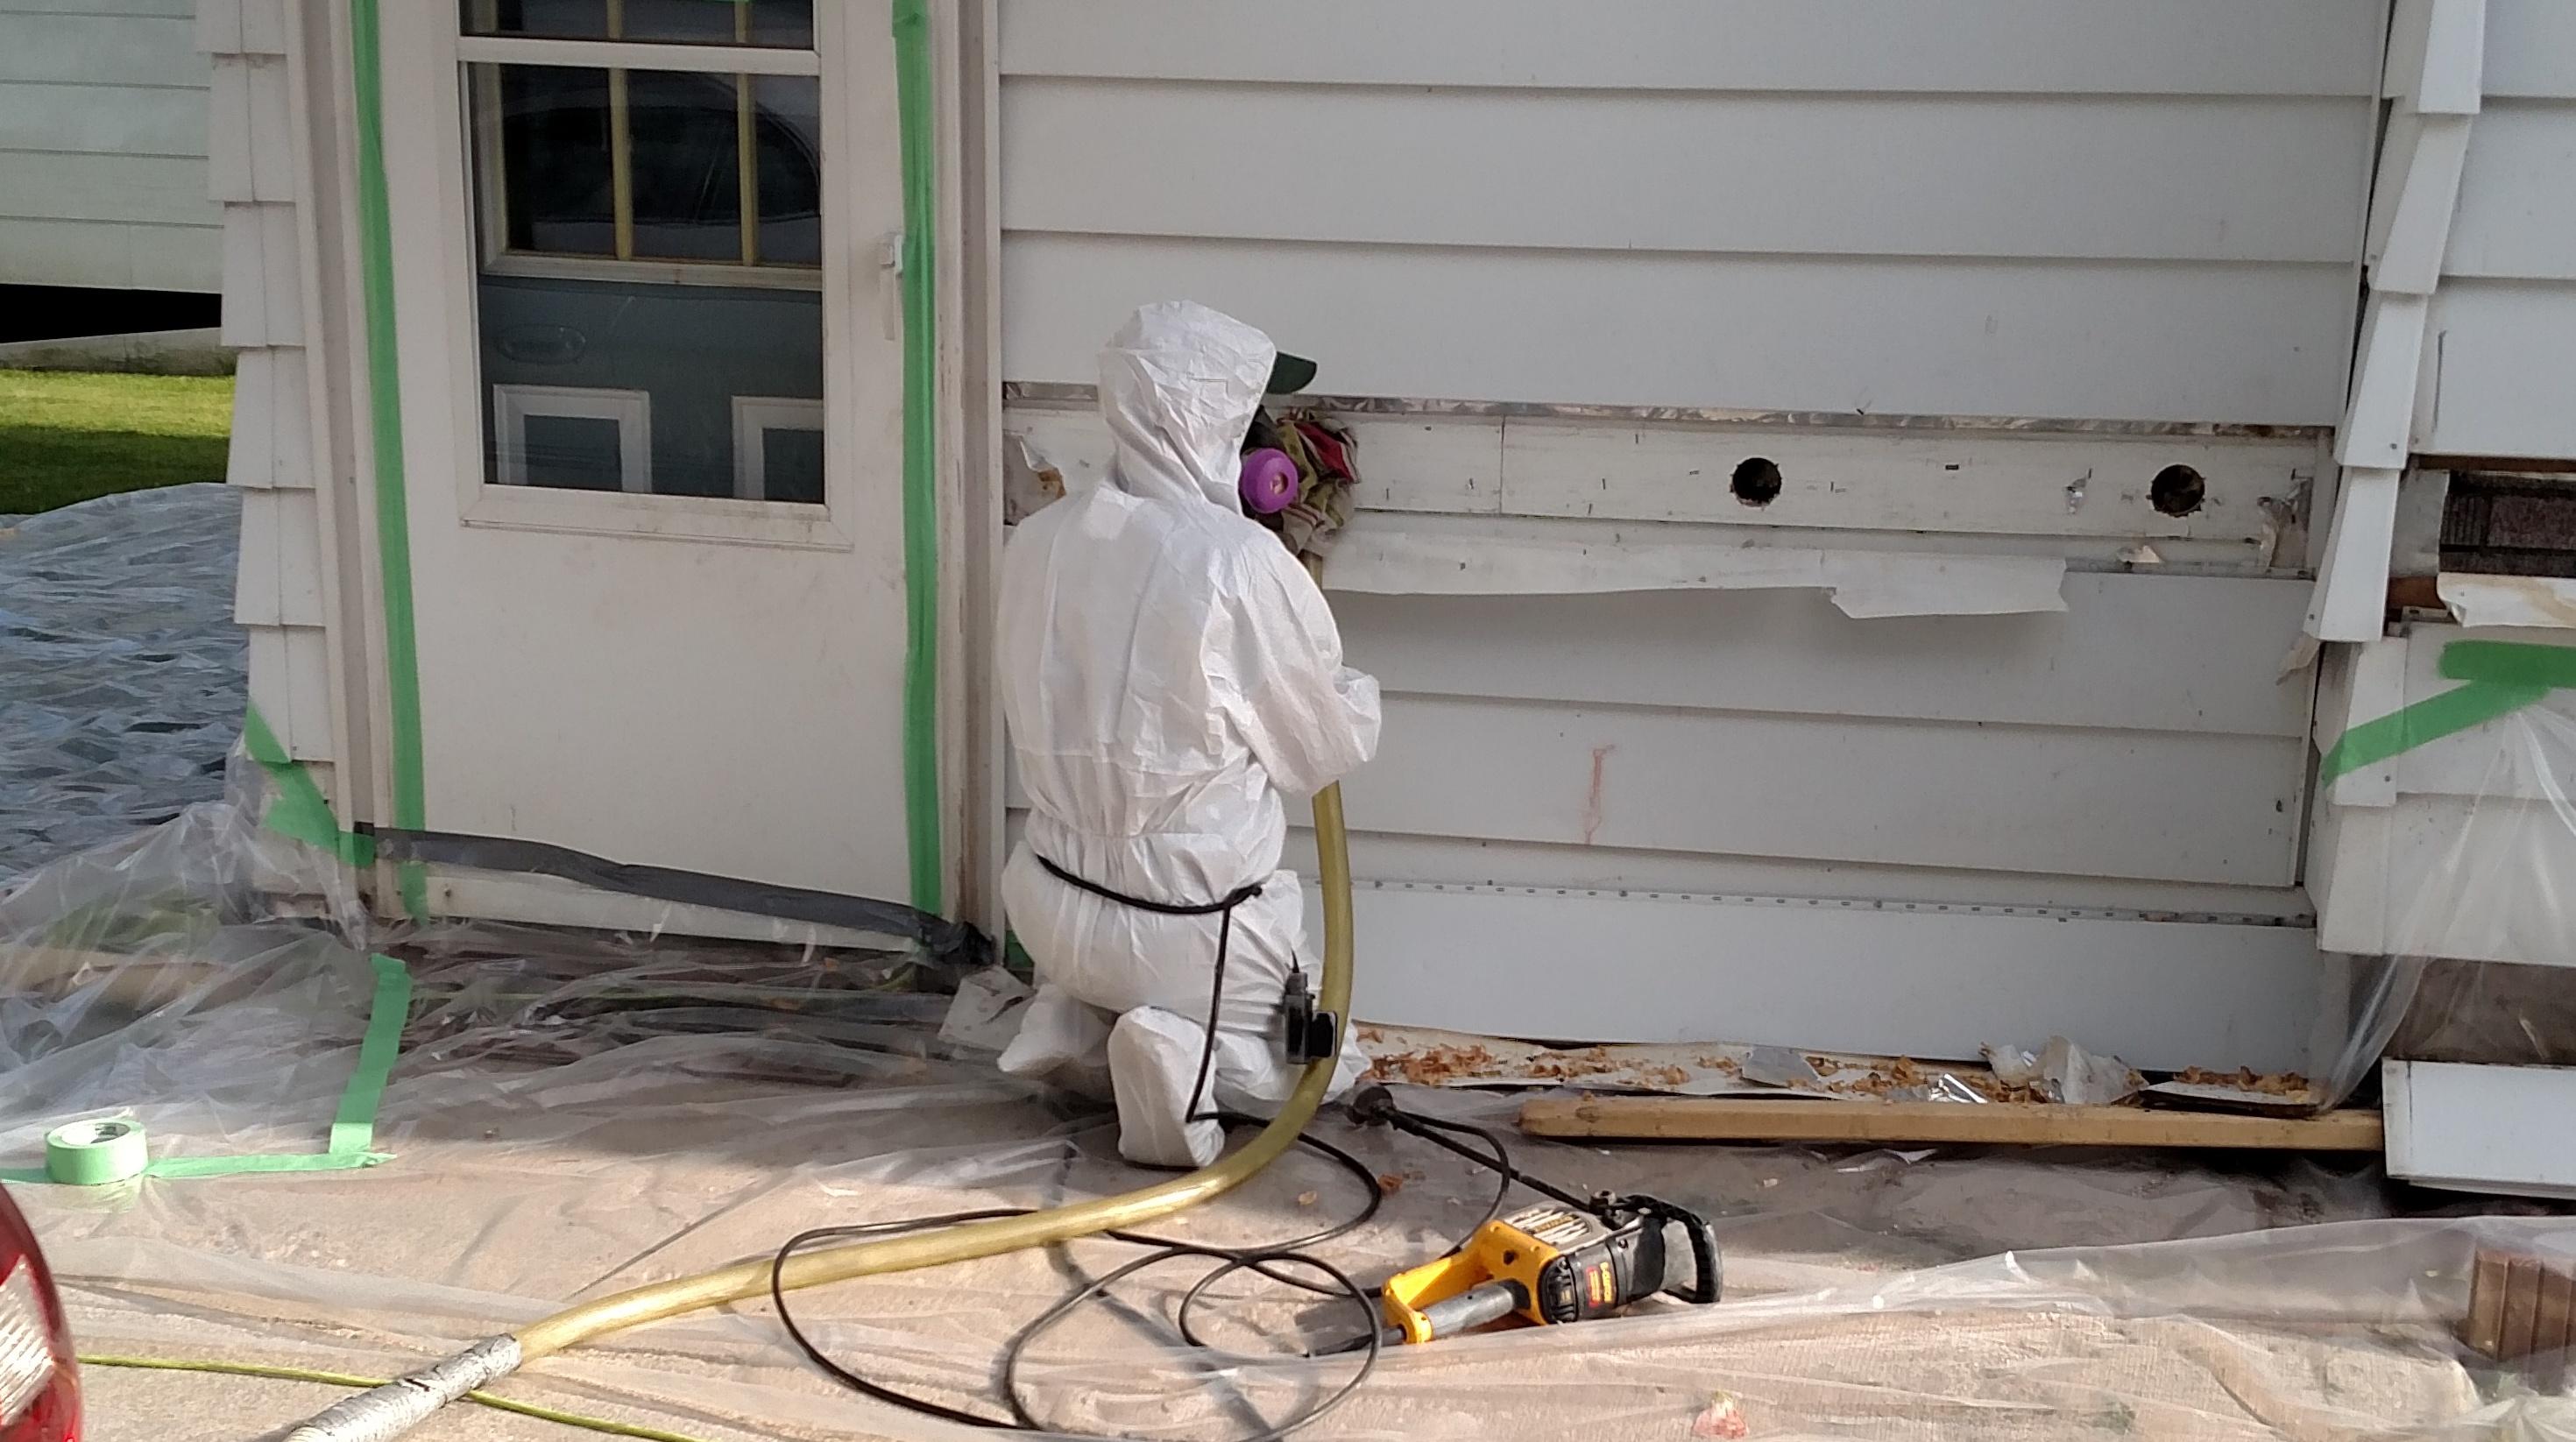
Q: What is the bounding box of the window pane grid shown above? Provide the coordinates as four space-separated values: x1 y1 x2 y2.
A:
471 62 817 275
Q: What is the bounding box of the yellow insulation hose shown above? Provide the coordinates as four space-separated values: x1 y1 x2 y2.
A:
524 780 1353 1359
283 723 1360 1436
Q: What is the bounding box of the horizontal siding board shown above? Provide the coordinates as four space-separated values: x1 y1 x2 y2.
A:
1334 575 2314 739
1009 405 2312 544
2484 0 2576 99
0 13 202 87
0 0 193 12
1495 421 2306 542
1004 82 2371 265
0 151 210 226
1286 828 2312 921
1002 233 2359 424
1348 693 2304 885
0 212 216 288
1334 886 2323 1069
997 0 2384 96
2446 102 2576 281
2422 281 2576 459
0 81 205 155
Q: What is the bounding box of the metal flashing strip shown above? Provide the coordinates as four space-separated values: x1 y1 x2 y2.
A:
366 826 987 963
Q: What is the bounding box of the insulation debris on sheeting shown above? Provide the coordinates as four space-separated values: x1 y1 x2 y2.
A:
1359 1024 2329 1112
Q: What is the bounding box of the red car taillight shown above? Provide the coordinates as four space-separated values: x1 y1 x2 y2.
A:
0 1191 77 1442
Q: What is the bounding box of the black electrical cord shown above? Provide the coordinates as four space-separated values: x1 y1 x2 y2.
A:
769 1124 1390 1441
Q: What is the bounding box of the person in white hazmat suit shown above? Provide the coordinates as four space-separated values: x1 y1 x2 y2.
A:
994 301 1380 1169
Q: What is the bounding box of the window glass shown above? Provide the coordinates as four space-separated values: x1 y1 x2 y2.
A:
762 426 825 504
750 75 822 265
626 69 743 261
483 66 819 271
520 414 625 490
495 66 615 256
463 0 815 48
470 62 824 505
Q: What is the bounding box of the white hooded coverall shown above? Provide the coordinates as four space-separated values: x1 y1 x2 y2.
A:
994 301 1381 1168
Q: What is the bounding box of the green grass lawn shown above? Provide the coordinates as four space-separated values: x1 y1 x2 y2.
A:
0 369 233 514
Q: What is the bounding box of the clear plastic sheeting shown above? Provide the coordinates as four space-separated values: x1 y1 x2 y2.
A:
0 484 245 881
0 764 2562 1440
2317 632 2576 1107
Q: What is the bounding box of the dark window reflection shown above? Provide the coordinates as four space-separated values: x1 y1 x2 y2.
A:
464 0 815 48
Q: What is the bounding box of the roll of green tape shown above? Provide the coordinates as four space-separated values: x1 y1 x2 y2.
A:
45 1119 147 1186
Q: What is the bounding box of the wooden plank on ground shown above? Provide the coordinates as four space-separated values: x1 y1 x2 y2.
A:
1518 1094 2384 1151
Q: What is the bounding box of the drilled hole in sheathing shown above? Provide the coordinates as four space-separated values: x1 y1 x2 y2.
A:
2150 463 2206 518
1730 456 1783 507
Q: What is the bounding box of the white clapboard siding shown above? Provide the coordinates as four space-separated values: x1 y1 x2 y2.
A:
2418 281 2576 459
997 803 2323 1064
212 3 343 804
0 3 216 289
0 12 202 87
1278 828 2314 923
0 152 210 228
1353 694 2299 887
1010 406 2316 548
1332 884 2325 1071
991 4 2354 1060
2445 102 2576 281
2411 0 2576 461
2480 0 2576 99
0 82 203 155
1005 86 2368 267
997 1 2382 424
1334 580 2314 740
1005 575 2313 888
1003 236 2364 426
997 0 2382 96
0 214 209 290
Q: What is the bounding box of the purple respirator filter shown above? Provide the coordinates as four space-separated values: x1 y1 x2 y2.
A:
1238 448 1299 515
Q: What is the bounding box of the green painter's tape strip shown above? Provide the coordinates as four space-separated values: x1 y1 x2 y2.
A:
0 954 411 1187
350 0 430 922
2318 640 2574 784
328 953 411 1156
893 0 944 917
2443 639 2576 690
243 705 376 868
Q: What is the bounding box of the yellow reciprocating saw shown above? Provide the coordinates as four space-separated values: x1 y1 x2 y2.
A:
1343 1085 1723 1347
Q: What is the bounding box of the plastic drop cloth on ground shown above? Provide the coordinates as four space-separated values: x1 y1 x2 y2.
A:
0 760 2568 1440
0 484 245 881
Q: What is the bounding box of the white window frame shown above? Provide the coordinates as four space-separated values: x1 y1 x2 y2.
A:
410 6 867 548
732 395 827 501
492 384 653 492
